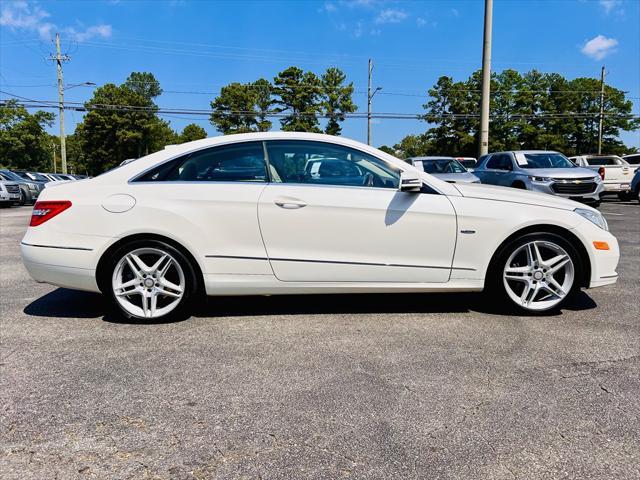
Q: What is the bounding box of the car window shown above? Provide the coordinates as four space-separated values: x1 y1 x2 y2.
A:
265 140 400 189
587 157 619 166
486 154 512 171
623 154 640 165
421 159 467 174
136 142 267 182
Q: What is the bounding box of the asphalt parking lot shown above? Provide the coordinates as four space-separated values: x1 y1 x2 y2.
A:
1 201 638 480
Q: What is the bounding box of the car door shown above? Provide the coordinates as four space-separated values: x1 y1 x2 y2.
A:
257 140 457 283
129 141 272 276
477 154 501 185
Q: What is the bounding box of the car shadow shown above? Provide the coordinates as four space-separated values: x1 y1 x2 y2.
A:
23 287 598 323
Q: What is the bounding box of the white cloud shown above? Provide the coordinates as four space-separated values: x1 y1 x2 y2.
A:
321 1 337 13
451 8 459 17
375 8 408 24
599 0 622 14
416 17 427 27
0 0 54 38
353 20 364 38
580 35 618 60
65 24 112 42
0 1 111 41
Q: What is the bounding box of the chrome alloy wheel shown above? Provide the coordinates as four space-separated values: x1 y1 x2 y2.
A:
112 247 185 319
503 240 575 312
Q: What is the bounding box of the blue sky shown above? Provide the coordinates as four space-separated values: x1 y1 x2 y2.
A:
1 0 639 149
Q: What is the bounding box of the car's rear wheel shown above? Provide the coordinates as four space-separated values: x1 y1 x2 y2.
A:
104 240 199 321
618 192 632 201
488 233 582 313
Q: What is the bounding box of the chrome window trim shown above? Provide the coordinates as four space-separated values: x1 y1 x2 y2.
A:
127 139 445 195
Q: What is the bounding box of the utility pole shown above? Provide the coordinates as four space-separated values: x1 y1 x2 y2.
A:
366 59 381 146
597 65 606 155
479 0 493 157
367 59 373 145
51 143 57 173
50 33 70 174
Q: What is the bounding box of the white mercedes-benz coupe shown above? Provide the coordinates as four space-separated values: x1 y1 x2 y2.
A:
21 132 619 320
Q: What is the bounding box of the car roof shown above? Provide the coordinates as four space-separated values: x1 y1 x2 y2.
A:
488 150 561 155
407 156 455 160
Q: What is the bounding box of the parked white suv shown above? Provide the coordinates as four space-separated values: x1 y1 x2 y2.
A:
570 155 633 200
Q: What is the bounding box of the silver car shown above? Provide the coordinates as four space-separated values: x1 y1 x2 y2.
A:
406 157 480 183
0 181 21 207
474 150 604 204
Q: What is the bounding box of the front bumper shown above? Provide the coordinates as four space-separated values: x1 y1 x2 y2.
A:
0 192 21 202
528 179 604 201
570 220 620 289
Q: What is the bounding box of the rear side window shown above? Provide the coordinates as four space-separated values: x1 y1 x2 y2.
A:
134 142 267 182
623 154 640 165
587 157 619 166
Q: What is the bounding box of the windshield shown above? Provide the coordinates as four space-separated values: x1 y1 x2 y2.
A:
421 159 467 174
29 172 49 182
516 153 575 169
0 170 23 181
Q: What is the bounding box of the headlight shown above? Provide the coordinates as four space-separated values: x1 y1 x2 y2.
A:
28 183 38 191
528 176 551 183
575 208 608 231
593 176 603 183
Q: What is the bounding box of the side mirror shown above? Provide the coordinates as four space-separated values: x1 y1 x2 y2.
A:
399 170 422 192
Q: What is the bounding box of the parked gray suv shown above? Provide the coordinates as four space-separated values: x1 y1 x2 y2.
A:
474 150 604 205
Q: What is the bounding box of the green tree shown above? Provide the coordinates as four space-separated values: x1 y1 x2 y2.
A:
392 134 432 158
321 67 356 135
413 69 639 157
74 75 176 174
210 80 273 134
0 100 55 170
421 76 476 156
273 66 322 132
179 123 208 143
123 72 163 102
252 78 273 132
377 145 396 156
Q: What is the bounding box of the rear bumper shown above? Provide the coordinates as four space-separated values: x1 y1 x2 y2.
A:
601 182 632 194
20 242 100 292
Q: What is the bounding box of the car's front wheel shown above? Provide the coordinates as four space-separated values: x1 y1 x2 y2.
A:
104 239 199 321
488 233 582 313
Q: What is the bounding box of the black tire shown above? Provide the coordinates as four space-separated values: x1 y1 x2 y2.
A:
101 239 200 322
486 232 583 314
18 187 26 206
618 192 632 201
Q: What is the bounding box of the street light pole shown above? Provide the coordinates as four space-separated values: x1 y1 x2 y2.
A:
479 0 493 157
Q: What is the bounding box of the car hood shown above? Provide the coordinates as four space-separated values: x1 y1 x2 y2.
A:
452 182 593 211
519 167 598 179
432 172 480 183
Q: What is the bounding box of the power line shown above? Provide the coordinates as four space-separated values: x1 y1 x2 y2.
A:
3 98 638 121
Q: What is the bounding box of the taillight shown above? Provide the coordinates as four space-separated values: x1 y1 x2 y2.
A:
598 167 605 180
30 201 72 226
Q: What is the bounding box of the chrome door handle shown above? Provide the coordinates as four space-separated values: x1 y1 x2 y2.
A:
275 200 307 209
